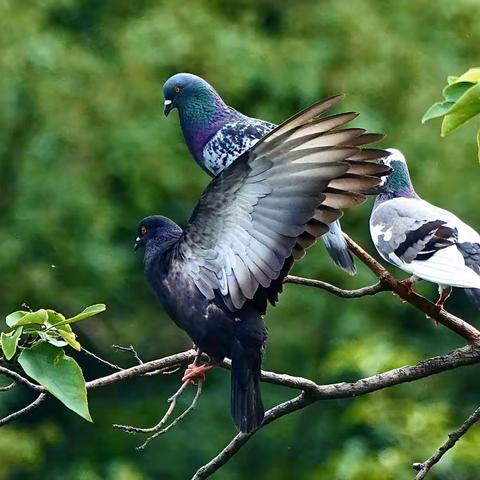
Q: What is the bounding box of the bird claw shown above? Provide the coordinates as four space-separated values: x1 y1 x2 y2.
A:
400 278 414 296
181 363 212 384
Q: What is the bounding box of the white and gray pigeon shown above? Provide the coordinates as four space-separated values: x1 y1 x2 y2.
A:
370 148 480 309
163 73 386 275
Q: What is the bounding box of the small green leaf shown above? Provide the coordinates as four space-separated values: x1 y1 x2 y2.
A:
447 75 459 85
45 310 81 351
442 81 475 102
59 304 106 327
441 83 480 136
456 68 480 84
18 343 92 422
1 327 23 360
6 309 48 328
422 101 455 123
38 331 68 348
477 128 480 163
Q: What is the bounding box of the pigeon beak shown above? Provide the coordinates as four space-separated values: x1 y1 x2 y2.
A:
164 99 173 117
134 237 141 251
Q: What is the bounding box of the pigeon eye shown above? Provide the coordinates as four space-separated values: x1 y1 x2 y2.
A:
140 226 148 236
174 86 182 94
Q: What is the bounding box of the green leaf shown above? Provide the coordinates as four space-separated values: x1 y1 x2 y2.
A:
447 75 459 85
442 81 475 102
477 128 480 163
54 304 106 329
18 343 92 422
1 327 23 360
456 67 480 84
422 101 455 123
441 83 480 136
38 331 68 348
45 310 81 351
6 309 48 328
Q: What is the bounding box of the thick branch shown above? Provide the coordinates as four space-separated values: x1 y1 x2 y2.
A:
191 345 480 479
413 405 480 479
285 275 385 298
344 234 480 345
0 366 43 392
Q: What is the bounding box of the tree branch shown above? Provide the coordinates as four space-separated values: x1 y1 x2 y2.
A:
190 345 480 479
284 275 386 298
343 234 480 345
0 366 43 392
0 392 47 427
413 405 480 479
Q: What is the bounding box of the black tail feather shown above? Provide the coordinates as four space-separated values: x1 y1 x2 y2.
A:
465 288 480 309
231 338 264 433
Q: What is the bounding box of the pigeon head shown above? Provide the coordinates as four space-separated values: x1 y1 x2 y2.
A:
376 148 416 199
134 215 182 252
163 73 227 120
163 73 235 163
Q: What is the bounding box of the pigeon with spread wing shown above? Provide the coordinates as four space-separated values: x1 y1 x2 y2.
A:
162 73 384 274
135 96 389 432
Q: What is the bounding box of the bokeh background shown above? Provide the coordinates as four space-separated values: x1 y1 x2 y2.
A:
1 1 480 479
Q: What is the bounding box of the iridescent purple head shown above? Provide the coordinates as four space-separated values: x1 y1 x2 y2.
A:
162 73 234 164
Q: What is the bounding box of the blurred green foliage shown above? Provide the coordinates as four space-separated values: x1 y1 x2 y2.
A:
1 1 480 479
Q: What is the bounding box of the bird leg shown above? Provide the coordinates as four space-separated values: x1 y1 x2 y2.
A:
401 275 421 296
395 275 421 303
434 285 452 311
182 363 212 383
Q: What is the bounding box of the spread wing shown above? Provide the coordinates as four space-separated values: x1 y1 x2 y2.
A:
176 95 389 312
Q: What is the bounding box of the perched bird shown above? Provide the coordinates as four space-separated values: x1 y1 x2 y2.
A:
163 72 367 275
136 95 389 432
370 148 480 309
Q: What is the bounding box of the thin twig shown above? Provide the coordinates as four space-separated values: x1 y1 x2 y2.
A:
344 234 480 345
113 349 204 444
413 405 480 479
113 380 191 434
81 347 123 371
0 382 15 392
113 344 144 364
285 276 386 298
137 381 203 450
0 392 47 427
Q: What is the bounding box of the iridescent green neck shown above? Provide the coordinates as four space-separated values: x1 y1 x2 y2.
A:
377 159 417 203
177 85 233 162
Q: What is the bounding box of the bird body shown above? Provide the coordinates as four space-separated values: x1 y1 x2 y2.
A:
370 149 480 306
138 96 389 432
163 72 360 274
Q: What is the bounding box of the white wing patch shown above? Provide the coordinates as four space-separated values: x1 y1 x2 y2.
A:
407 246 480 289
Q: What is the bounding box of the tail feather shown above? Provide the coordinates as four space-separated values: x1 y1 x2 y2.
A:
465 288 480 309
231 338 264 433
321 221 356 275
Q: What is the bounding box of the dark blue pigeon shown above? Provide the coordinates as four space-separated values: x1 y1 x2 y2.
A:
370 149 480 309
136 96 389 432
162 73 382 275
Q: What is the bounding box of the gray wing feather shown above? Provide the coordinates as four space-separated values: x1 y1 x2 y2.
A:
178 96 388 311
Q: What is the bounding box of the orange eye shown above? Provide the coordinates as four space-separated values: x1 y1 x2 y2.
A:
174 86 182 93
140 226 147 236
